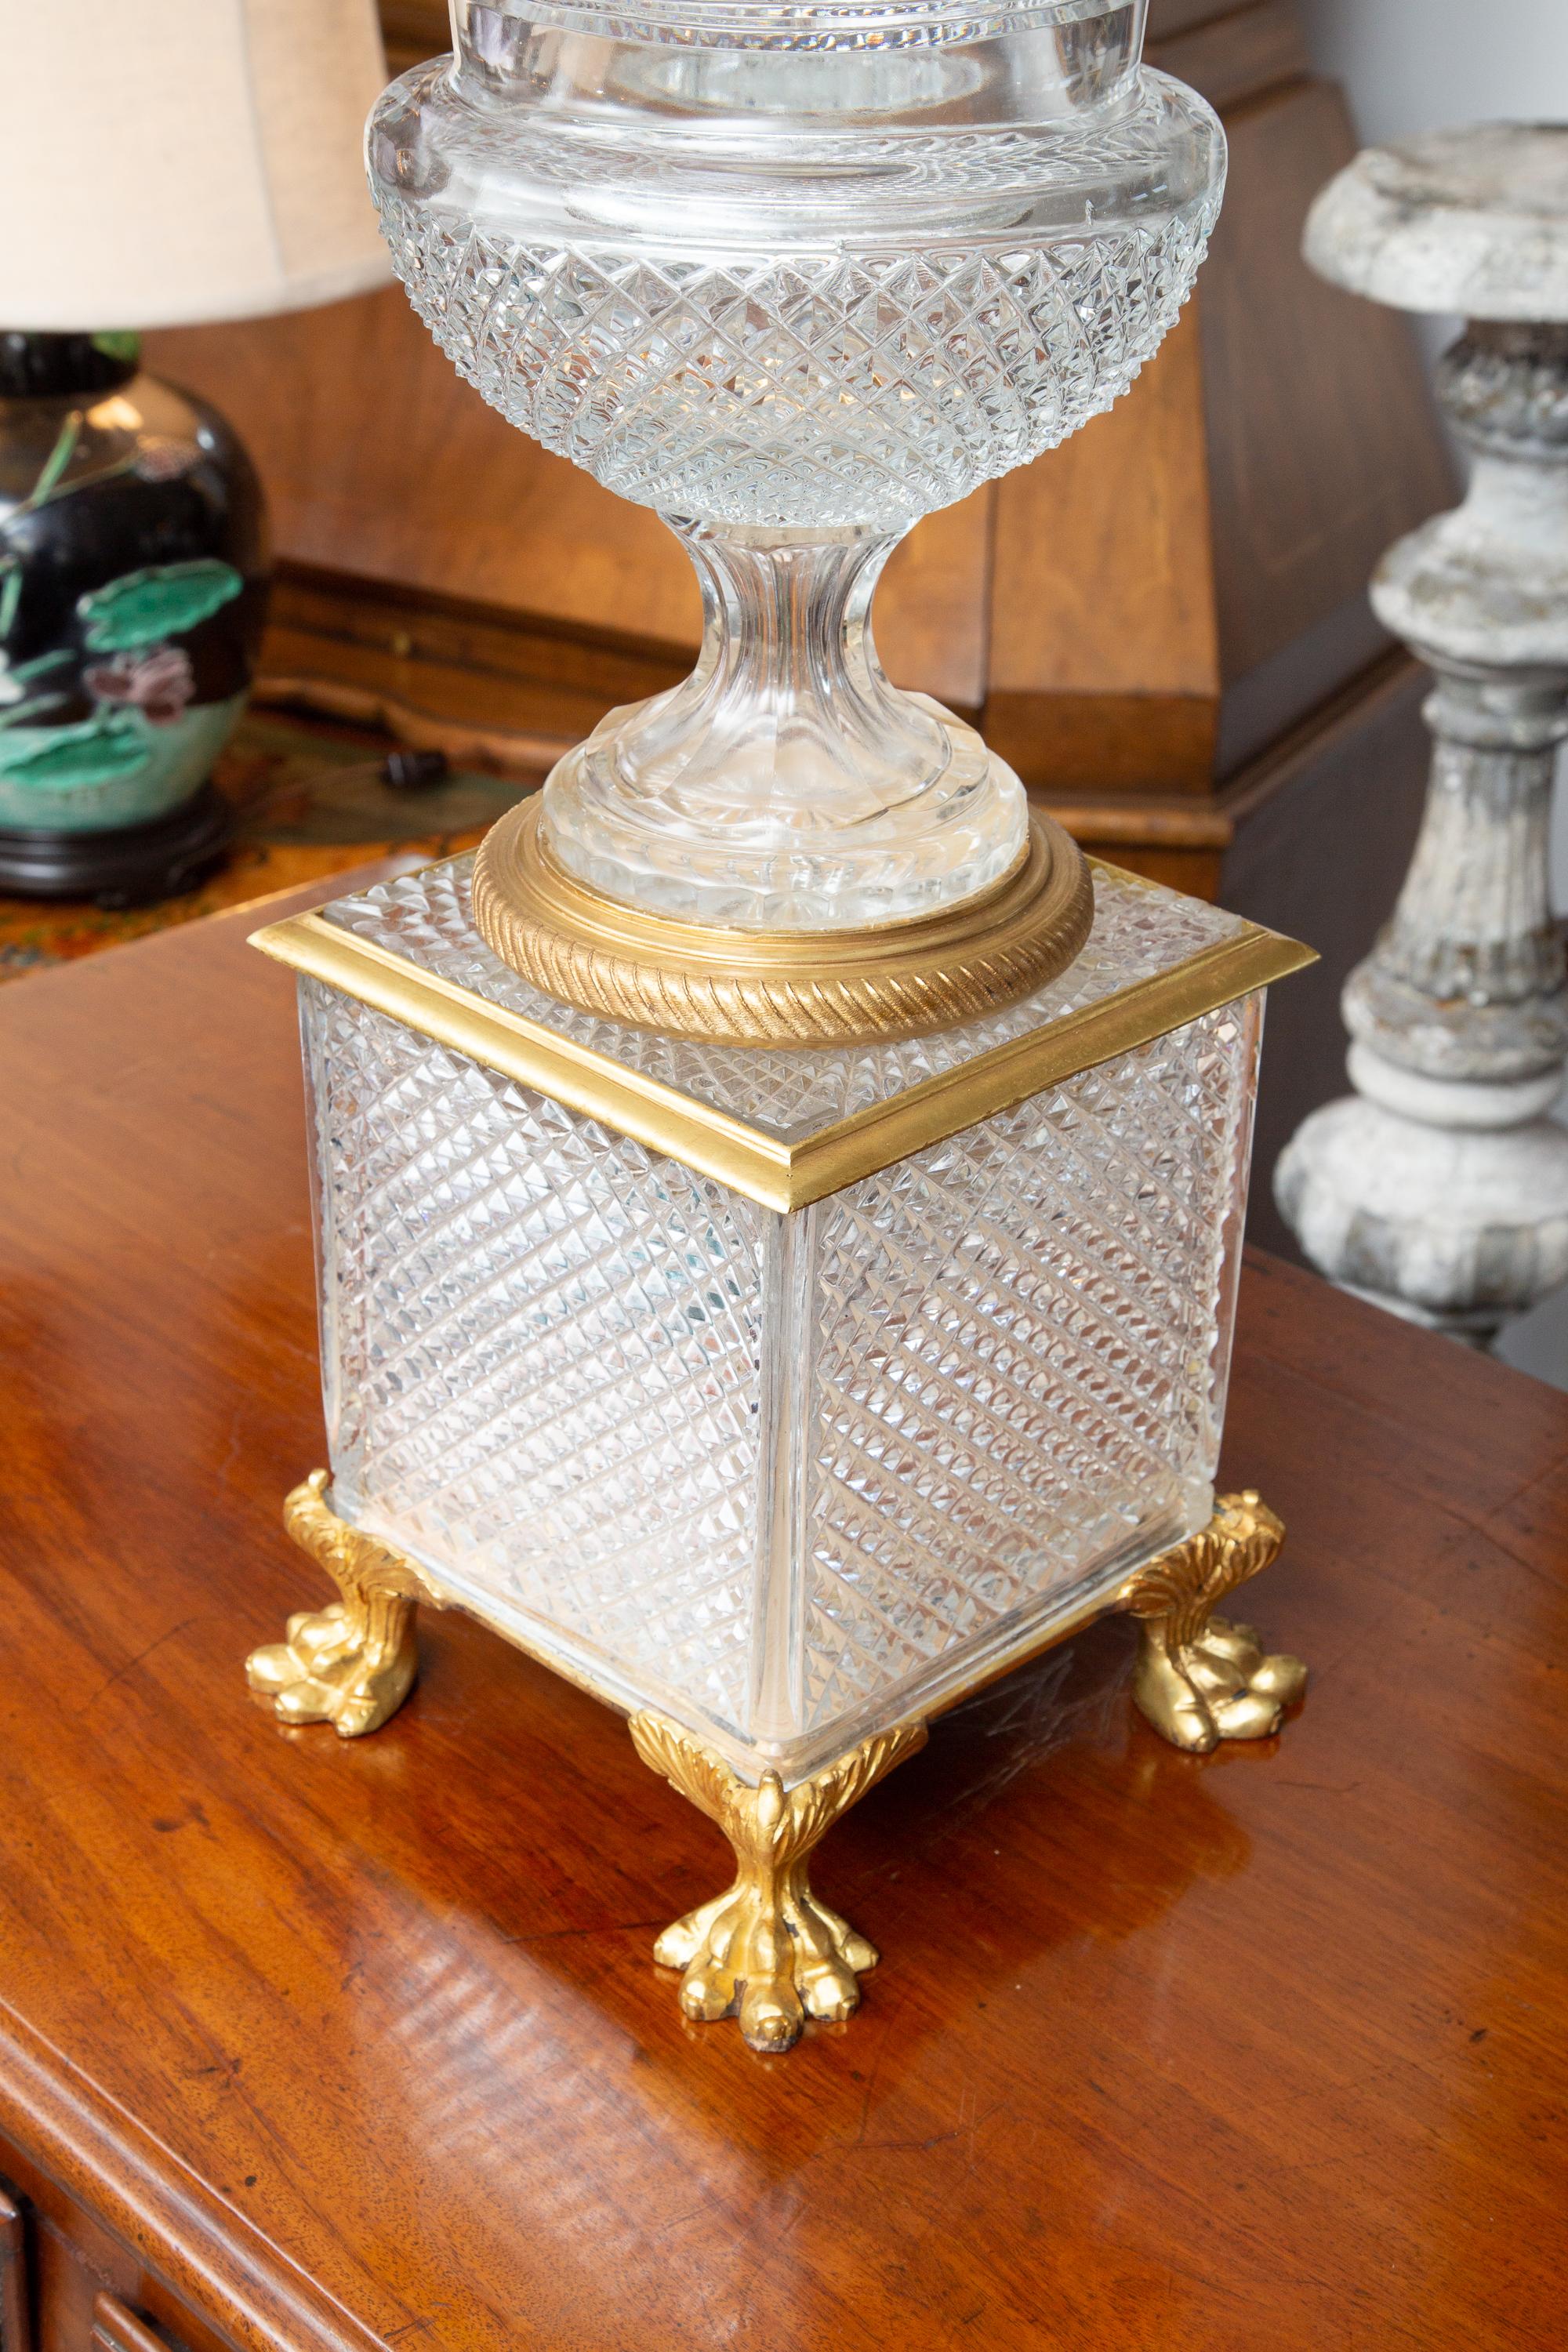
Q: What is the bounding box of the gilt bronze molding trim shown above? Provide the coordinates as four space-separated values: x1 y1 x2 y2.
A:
472 800 1095 1047
252 873 1313 1213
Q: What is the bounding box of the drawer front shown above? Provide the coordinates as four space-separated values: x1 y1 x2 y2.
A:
0 2188 27 2352
0 2145 234 2352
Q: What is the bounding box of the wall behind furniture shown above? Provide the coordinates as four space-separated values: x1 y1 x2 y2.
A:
1298 0 1568 1385
1299 2 1568 164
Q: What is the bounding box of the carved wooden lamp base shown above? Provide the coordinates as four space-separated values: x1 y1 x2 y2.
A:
247 1483 1304 2050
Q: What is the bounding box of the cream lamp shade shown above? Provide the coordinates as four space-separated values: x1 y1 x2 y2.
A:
4 0 394 330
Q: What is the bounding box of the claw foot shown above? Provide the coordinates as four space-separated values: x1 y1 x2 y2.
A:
630 1713 926 2053
656 1867 880 2050
1123 1492 1307 1753
1134 1610 1308 1752
246 1599 416 1737
246 1472 432 1739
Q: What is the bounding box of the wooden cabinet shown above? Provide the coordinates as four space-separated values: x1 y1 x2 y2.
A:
91 2295 180 2352
0 2187 27 2352
0 884 1566 2347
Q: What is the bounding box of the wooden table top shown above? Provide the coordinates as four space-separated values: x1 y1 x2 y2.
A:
0 880 1564 2352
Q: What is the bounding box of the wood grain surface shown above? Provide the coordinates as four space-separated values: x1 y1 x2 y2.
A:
987 308 1222 791
0 881 1563 2352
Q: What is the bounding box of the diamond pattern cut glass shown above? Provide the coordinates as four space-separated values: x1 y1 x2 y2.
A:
297 857 1262 1780
383 207 1212 529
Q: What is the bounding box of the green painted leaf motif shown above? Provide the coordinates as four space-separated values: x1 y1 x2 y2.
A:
31 413 80 506
78 558 244 652
0 692 69 731
0 713 150 789
13 648 71 681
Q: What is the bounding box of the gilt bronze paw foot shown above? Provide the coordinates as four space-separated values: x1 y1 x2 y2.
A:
652 1861 880 2052
245 1472 436 1739
246 1596 417 1737
1121 1492 1307 1754
630 1712 927 2053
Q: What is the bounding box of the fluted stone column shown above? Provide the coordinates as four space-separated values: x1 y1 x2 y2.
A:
1275 127 1568 1344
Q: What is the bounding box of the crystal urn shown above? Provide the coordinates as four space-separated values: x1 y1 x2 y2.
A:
248 0 1312 2054
368 0 1226 967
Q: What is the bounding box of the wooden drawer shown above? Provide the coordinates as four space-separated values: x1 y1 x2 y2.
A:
0 2187 27 2352
0 2151 230 2352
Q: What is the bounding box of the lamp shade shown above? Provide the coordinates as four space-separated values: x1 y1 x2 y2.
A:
5 0 393 331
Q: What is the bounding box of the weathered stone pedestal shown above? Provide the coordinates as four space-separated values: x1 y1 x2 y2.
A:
1276 128 1568 1345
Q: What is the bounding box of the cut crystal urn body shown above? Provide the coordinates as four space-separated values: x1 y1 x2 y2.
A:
249 0 1312 2052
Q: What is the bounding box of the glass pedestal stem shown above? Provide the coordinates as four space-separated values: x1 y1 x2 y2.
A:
540 517 1027 931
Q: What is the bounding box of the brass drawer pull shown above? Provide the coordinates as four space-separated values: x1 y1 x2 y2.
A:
90 2296 172 2352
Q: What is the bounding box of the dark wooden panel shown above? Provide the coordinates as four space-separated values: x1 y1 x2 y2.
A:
0 2138 241 2352
0 2187 27 2352
377 0 445 70
27 2216 95 2352
256 564 684 781
986 307 1221 792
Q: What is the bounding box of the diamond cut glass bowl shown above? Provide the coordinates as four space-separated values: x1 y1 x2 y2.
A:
368 0 1225 932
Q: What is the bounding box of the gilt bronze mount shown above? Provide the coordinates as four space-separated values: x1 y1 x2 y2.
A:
249 1478 1305 2051
472 798 1095 1047
629 1712 930 2052
245 1472 443 1737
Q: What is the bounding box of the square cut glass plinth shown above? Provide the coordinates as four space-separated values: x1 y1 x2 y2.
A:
274 852 1281 1783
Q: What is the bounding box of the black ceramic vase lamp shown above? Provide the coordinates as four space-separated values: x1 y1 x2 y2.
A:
0 0 393 903
0 331 267 900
